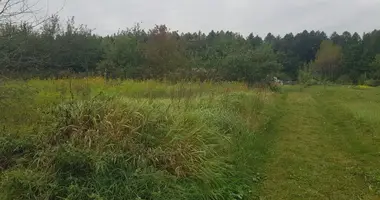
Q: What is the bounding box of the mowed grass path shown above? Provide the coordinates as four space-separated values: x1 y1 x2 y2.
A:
258 87 380 200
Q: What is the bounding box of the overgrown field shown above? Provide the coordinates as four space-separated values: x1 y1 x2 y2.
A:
0 78 282 200
1 79 380 200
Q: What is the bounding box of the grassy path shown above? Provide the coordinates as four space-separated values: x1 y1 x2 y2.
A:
258 89 380 200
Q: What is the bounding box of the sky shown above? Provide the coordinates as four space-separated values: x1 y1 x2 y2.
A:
41 0 380 37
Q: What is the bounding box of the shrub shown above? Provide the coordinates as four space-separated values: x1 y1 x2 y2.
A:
298 64 316 87
337 75 352 85
358 74 367 85
364 79 380 87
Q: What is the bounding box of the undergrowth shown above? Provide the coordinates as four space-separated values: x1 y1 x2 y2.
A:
0 78 279 200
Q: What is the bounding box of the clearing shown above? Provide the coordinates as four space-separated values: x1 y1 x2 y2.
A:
0 80 379 200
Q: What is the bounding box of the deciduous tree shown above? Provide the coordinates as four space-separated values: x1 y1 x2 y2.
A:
311 40 342 80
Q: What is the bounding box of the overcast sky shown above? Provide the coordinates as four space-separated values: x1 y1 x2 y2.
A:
43 0 380 37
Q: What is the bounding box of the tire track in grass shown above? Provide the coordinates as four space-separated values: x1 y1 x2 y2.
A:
315 90 380 199
248 93 288 199
259 91 372 200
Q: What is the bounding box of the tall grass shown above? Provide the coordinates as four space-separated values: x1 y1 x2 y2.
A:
0 78 279 200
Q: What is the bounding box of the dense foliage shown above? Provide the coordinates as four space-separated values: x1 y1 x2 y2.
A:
1 16 380 84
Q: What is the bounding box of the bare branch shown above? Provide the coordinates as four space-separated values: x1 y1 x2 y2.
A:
0 0 64 24
0 0 65 38
0 0 31 20
0 0 12 16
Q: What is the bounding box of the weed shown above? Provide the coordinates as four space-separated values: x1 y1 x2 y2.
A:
0 78 276 199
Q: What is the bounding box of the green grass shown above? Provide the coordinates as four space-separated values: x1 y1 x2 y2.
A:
0 78 280 200
1 80 380 199
259 86 380 200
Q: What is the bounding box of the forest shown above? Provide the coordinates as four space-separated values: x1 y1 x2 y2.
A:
1 15 380 85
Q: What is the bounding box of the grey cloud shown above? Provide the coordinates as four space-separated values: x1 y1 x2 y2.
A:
44 0 380 36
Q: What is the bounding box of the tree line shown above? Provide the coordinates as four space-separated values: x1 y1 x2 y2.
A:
1 15 380 85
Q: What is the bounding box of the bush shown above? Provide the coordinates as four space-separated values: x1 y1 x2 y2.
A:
337 75 352 85
298 64 316 87
364 79 380 87
358 74 368 85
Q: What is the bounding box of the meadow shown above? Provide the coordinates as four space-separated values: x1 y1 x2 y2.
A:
0 78 379 200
